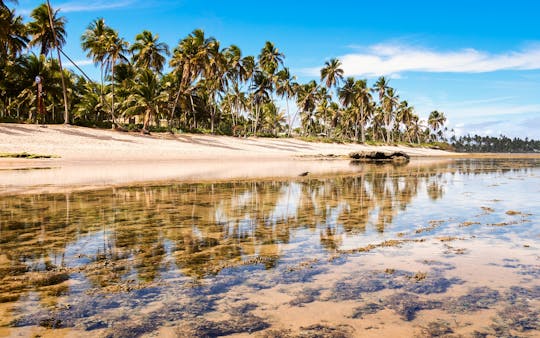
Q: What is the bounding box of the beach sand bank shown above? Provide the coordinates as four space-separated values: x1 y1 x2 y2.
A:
1 123 456 194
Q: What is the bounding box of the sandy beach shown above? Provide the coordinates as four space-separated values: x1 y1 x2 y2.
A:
0 123 456 194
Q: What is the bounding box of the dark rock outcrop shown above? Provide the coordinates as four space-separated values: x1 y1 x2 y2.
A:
349 151 410 162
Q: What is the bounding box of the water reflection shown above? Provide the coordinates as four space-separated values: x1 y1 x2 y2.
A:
0 158 539 337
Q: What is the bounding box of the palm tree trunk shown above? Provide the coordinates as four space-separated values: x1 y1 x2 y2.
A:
46 0 69 124
111 59 116 128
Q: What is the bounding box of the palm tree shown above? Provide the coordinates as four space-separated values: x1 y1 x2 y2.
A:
373 76 390 141
382 87 399 143
428 110 446 141
130 30 169 73
103 29 128 126
338 77 371 142
250 70 272 134
27 2 69 123
407 114 423 144
396 100 414 142
275 67 296 136
124 68 168 133
81 18 112 106
320 58 343 95
169 29 215 128
0 7 28 58
296 80 319 136
27 3 66 57
258 41 283 76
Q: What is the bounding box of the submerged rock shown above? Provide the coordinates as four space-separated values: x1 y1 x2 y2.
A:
349 151 410 162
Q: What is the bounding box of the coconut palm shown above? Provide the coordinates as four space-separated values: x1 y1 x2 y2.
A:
81 18 112 97
169 29 216 127
250 70 272 134
27 3 66 57
296 80 319 136
320 58 343 95
275 67 296 136
103 29 128 126
130 30 169 73
124 68 168 133
428 110 446 141
27 2 69 123
258 41 283 76
382 87 399 143
0 7 28 58
396 100 414 142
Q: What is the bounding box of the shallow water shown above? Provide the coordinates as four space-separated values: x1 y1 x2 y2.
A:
0 158 539 337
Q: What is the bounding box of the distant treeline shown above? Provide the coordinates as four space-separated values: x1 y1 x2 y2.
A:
451 135 540 153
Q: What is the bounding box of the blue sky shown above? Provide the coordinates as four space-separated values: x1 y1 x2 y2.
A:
14 0 540 138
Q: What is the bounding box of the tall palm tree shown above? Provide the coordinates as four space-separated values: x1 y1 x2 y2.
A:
373 76 390 141
130 30 169 73
320 58 343 96
296 80 319 136
81 18 112 106
250 70 272 134
169 29 215 127
27 3 66 57
382 87 399 143
396 100 414 142
103 29 128 126
27 2 69 123
428 110 446 141
275 67 296 136
258 41 283 76
338 77 371 142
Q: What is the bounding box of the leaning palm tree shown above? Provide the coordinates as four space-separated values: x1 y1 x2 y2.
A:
130 30 169 73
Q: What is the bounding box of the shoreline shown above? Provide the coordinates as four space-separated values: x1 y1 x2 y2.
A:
1 123 538 195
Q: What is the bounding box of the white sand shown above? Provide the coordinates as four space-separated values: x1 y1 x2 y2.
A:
0 123 455 194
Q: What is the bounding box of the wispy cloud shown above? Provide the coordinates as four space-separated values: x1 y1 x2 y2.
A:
20 0 136 15
71 59 94 67
58 0 135 13
302 43 540 77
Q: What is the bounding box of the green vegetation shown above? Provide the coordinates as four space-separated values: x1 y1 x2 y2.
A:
0 152 59 158
451 135 540 153
1 1 446 144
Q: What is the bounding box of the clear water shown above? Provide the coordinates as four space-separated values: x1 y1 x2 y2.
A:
0 158 539 337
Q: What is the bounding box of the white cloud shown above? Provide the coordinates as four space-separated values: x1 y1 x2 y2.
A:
71 59 94 67
58 0 135 13
302 43 540 77
20 0 135 14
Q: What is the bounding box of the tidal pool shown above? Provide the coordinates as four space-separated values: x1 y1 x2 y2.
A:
0 158 539 337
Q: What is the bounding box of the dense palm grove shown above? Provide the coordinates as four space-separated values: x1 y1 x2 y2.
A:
1 1 450 142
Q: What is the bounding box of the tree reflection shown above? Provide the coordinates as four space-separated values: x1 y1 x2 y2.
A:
0 158 537 311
